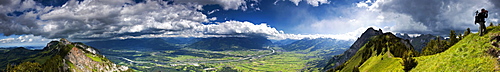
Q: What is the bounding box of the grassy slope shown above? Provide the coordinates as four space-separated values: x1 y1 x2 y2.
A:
338 45 404 72
359 51 403 71
411 26 500 71
336 26 500 71
338 46 368 72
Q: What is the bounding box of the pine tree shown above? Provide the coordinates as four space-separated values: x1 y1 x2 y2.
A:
449 30 458 45
490 22 494 27
464 28 471 36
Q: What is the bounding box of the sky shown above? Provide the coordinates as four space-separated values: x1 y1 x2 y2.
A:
0 0 499 46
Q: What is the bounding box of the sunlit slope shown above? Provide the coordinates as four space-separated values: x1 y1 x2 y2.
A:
411 26 500 71
331 33 416 72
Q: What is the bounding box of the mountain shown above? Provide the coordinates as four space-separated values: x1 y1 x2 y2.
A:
324 26 500 71
327 33 417 71
408 34 443 52
187 36 272 51
160 37 201 44
272 39 299 46
395 33 443 52
0 38 131 72
86 38 180 51
281 38 352 52
323 28 384 70
0 46 45 50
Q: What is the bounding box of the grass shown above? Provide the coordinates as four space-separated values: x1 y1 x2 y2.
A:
411 26 500 71
338 46 369 72
85 53 104 62
359 51 404 71
334 27 500 71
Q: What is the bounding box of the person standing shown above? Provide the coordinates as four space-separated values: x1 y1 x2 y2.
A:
475 8 489 36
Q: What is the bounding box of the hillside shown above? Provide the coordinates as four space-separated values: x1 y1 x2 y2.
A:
411 26 500 71
328 33 417 72
327 26 500 71
1 39 132 72
187 36 272 51
323 28 384 70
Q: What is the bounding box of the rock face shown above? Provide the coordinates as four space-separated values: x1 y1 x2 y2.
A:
63 39 129 72
65 46 128 72
2 38 131 72
323 28 383 70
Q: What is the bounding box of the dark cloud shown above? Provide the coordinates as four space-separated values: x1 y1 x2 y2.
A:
368 0 498 35
0 0 12 5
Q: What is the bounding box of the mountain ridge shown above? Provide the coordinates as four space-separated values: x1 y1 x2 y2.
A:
1 38 132 72
323 27 384 70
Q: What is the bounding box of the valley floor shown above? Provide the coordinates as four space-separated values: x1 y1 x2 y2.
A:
100 46 341 72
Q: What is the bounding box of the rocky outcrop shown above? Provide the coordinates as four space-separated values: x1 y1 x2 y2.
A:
65 47 128 72
61 39 129 72
323 28 383 70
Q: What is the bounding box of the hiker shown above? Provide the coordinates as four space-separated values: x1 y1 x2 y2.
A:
475 8 489 36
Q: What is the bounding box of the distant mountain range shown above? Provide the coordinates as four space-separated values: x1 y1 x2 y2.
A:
272 39 299 46
0 46 45 50
86 38 180 51
187 36 272 51
395 33 444 52
281 38 352 52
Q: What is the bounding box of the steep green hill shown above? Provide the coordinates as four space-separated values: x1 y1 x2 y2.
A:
411 26 500 71
329 33 417 72
328 26 500 72
324 28 384 70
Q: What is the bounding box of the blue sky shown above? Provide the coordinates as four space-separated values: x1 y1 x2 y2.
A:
0 0 499 46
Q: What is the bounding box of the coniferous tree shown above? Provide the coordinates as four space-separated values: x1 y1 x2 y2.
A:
449 30 458 45
464 28 471 36
490 22 494 27
421 36 451 56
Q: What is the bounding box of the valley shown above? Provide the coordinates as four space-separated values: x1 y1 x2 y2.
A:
99 46 346 72
83 38 352 71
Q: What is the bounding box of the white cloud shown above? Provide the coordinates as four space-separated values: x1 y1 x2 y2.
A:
305 0 329 7
171 0 251 11
0 35 57 46
207 9 220 15
0 0 353 45
275 0 330 6
112 20 363 41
